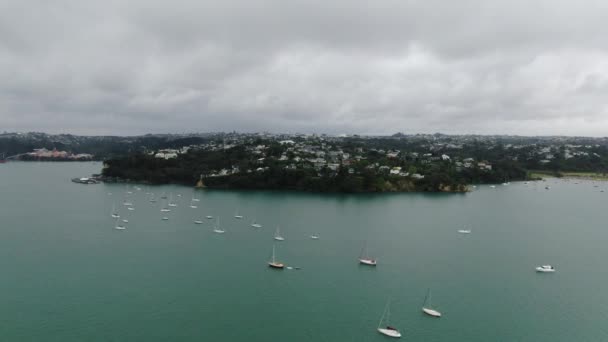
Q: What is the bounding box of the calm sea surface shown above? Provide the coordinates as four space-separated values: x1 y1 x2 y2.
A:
0 162 607 341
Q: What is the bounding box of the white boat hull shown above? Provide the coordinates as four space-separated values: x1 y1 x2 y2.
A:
268 262 284 269
310 235 319 240
457 230 471 234
115 226 126 230
274 236 285 241
359 258 377 266
251 224 262 228
213 229 225 234
194 221 203 224
234 215 243 219
377 328 401 338
422 308 442 317
536 267 555 273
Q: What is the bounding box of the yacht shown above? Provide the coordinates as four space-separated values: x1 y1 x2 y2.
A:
268 245 285 269
536 265 555 273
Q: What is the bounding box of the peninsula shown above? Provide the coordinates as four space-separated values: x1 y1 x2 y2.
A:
101 132 608 193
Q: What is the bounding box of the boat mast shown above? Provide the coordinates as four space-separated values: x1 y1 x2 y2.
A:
378 298 391 329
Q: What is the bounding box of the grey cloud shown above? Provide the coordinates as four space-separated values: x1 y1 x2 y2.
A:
1 0 608 136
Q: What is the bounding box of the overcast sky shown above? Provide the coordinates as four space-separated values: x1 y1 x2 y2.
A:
1 1 608 136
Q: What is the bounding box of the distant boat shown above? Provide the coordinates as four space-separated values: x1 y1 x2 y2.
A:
545 186 551 190
490 185 496 188
268 245 285 269
162 216 169 221
213 217 225 234
122 218 129 223
160 208 171 212
149 193 157 203
168 194 177 207
194 219 203 224
114 217 126 230
377 298 401 338
536 265 555 273
123 200 133 206
234 210 243 219
251 219 262 228
206 215 214 219
127 207 135 211
422 288 442 317
160 192 168 199
457 227 471 234
310 234 320 240
274 226 285 241
359 242 377 266
111 204 120 218
192 192 200 202
189 199 198 209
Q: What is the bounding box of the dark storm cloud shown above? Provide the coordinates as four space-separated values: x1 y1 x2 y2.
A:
1 0 608 135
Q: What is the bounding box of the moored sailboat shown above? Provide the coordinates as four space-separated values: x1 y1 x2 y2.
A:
377 298 401 338
359 242 377 266
213 217 225 234
422 288 442 317
274 225 285 241
268 245 285 269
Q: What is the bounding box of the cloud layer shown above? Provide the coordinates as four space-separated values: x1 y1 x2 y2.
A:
1 0 608 136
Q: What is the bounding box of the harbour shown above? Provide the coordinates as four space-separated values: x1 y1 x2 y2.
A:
0 161 607 341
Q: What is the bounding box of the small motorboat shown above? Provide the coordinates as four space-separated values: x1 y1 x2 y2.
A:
457 229 471 234
536 265 555 273
310 235 320 240
194 220 203 224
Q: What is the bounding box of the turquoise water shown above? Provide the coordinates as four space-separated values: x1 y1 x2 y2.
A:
0 162 607 341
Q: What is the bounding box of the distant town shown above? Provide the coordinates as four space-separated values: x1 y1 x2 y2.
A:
2 131 607 192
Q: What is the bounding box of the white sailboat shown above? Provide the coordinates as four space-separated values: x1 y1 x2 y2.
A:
213 217 225 234
149 193 157 203
268 245 285 269
234 209 243 219
206 215 214 219
114 217 126 230
536 265 555 273
310 234 320 240
160 199 171 212
168 194 177 207
457 227 471 234
192 192 200 202
111 204 120 218
127 206 135 211
377 299 401 338
274 226 285 241
359 242 377 266
189 199 198 209
251 219 262 228
194 219 203 224
422 288 442 317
